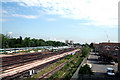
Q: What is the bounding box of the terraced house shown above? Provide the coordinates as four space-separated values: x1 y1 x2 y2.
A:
94 42 120 73
99 42 120 61
94 42 120 61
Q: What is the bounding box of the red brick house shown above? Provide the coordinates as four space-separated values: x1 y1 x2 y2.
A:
94 43 99 52
94 42 120 73
95 42 120 61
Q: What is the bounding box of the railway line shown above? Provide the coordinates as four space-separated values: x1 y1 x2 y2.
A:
39 57 75 79
2 48 75 71
2 56 67 80
39 61 68 79
1 48 79 80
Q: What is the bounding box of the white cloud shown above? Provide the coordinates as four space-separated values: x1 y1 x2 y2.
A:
2 0 120 27
47 18 56 21
8 32 13 34
78 19 118 28
18 3 27 7
2 10 8 14
12 14 38 19
0 19 8 22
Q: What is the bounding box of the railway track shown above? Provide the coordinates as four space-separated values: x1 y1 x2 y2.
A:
2 54 53 71
39 55 76 79
39 61 68 79
1 48 75 71
2 57 66 80
0 49 79 80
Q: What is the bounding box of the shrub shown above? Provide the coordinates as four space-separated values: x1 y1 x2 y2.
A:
79 64 93 75
65 55 73 59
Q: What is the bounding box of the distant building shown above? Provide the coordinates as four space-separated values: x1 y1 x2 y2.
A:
70 40 73 45
65 40 69 44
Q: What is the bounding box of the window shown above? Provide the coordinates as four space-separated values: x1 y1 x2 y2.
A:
114 46 119 50
114 52 117 56
105 45 110 50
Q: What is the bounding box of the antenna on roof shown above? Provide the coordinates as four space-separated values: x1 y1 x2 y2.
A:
104 31 109 42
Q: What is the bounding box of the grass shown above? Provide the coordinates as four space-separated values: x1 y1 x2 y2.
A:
48 52 83 79
32 59 67 78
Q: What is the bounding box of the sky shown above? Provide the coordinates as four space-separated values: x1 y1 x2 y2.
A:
1 0 120 44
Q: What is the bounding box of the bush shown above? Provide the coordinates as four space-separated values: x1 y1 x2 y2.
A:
79 64 93 75
65 55 73 59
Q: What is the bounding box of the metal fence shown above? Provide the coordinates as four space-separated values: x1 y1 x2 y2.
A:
71 55 88 79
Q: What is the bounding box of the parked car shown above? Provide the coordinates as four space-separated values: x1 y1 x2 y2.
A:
110 60 115 65
107 67 115 76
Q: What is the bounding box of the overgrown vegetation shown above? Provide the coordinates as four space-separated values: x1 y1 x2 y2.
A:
48 51 84 80
78 46 92 75
48 47 90 79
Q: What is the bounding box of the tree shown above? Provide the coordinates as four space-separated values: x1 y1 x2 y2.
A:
82 46 90 57
46 41 53 46
89 43 94 49
19 36 22 44
23 37 30 47
1 34 10 48
1 34 66 48
38 39 46 46
85 43 89 47
55 41 62 46
74 43 81 47
31 38 37 47
79 64 93 74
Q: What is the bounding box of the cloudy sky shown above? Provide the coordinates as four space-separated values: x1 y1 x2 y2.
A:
1 0 119 43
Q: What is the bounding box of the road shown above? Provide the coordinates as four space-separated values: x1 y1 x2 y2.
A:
87 52 118 76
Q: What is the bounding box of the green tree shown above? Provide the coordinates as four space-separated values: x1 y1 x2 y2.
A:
1 34 10 48
55 41 62 46
46 41 53 46
1 34 66 48
19 36 22 44
38 39 46 46
79 64 93 74
85 43 89 47
23 37 30 47
82 46 90 57
89 43 94 49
